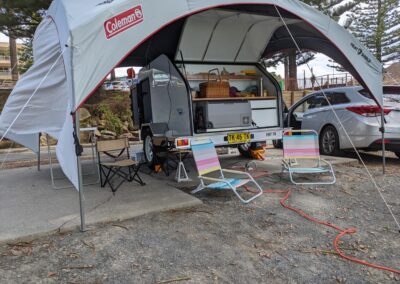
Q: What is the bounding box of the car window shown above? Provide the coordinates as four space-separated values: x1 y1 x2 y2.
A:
329 92 350 105
293 95 321 118
358 89 374 100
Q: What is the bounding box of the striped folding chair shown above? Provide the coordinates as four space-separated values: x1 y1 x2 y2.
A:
191 139 263 203
282 130 336 185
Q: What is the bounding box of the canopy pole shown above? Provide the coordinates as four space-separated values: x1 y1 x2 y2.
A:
37 133 41 171
381 108 386 175
68 37 86 232
74 110 86 232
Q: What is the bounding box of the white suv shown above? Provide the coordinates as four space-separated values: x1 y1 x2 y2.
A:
283 86 400 157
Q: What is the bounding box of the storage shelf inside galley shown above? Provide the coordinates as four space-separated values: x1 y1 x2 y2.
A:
186 74 259 81
192 96 277 101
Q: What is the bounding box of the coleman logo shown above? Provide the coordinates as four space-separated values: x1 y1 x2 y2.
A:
104 6 143 39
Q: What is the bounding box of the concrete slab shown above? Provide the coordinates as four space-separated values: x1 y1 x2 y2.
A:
0 147 357 244
0 163 202 244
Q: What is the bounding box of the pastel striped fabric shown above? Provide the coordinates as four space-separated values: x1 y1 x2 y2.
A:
283 134 320 159
192 141 221 176
207 178 249 190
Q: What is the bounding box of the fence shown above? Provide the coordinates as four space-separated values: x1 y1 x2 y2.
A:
283 72 359 107
0 80 16 90
285 72 358 92
0 55 11 61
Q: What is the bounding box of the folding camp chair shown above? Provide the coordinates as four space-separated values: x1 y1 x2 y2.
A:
191 139 263 203
97 138 145 193
282 130 336 185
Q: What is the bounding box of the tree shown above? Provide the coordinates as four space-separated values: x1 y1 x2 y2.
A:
0 0 51 75
0 0 51 38
303 0 361 22
18 39 33 74
265 0 361 90
349 0 400 64
327 59 346 73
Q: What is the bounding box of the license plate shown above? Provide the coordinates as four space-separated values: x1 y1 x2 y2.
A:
227 132 251 144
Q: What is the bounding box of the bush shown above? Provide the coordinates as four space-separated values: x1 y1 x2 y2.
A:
94 104 124 136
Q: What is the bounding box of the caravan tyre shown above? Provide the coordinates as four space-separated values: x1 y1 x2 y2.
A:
238 143 252 158
143 130 155 166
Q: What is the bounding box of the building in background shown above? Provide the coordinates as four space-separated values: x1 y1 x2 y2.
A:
0 41 22 81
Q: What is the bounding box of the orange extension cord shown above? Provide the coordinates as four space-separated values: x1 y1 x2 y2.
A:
241 170 400 275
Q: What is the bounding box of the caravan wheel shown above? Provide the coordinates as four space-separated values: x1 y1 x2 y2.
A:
143 130 155 166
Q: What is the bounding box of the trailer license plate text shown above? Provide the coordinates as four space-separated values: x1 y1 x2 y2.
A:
227 133 250 144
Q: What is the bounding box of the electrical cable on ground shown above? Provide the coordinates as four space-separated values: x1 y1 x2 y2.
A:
273 5 400 232
227 160 399 274
241 176 400 274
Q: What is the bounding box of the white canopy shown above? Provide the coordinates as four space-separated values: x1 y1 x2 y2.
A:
0 0 383 190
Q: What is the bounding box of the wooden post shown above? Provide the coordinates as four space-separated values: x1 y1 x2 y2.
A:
291 91 294 107
8 35 19 81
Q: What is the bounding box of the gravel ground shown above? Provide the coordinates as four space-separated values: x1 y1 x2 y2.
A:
0 152 399 283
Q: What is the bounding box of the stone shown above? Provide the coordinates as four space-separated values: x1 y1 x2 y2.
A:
79 107 91 121
119 133 134 139
101 130 117 137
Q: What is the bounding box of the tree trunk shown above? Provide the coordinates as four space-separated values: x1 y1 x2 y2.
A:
9 34 19 81
288 49 298 91
375 0 383 62
284 56 289 91
110 69 116 81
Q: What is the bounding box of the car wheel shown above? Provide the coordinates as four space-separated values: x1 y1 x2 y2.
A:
273 139 283 149
395 152 400 159
320 126 340 156
142 130 155 166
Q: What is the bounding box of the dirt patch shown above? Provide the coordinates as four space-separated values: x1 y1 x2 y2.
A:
0 155 399 283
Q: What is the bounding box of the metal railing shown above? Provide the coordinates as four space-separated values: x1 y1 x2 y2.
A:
0 55 11 61
0 79 16 89
0 71 11 76
284 73 358 92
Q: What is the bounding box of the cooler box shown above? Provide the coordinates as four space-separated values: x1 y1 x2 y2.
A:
197 101 252 129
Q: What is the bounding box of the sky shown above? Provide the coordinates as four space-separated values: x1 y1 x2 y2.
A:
0 33 9 42
0 32 337 79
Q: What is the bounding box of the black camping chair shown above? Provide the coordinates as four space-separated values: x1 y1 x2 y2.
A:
97 138 145 193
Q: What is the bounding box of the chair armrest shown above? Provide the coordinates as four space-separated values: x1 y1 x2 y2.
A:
199 176 235 188
221 169 247 175
221 169 255 181
199 176 226 183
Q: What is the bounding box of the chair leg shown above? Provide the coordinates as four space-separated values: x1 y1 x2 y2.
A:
288 170 336 185
100 166 129 193
130 164 146 186
175 161 190 183
191 184 205 194
230 182 263 204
